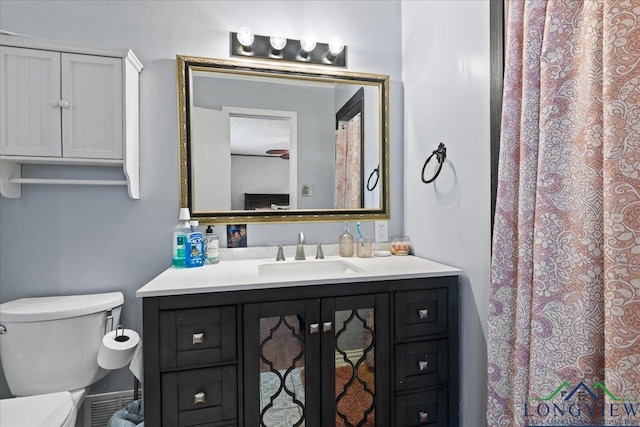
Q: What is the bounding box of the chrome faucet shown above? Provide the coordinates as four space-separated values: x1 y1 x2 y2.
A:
295 232 306 260
269 243 285 261
316 241 330 259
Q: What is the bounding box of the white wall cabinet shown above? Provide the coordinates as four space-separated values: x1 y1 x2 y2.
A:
0 35 142 199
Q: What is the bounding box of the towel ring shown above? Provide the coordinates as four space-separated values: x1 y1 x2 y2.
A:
367 165 380 191
421 143 447 184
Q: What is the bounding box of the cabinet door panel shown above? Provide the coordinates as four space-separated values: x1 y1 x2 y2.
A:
0 47 61 157
244 299 320 427
323 294 390 427
61 53 123 159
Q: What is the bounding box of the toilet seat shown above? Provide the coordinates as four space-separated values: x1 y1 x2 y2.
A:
0 391 77 427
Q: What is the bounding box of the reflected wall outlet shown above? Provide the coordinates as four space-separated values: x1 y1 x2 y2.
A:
301 184 314 197
374 220 388 242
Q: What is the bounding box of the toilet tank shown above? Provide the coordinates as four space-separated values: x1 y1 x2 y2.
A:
0 292 124 397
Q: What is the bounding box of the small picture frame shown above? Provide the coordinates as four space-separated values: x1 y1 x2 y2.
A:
227 224 247 248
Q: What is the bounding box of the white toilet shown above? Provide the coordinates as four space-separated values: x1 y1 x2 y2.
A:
0 292 124 427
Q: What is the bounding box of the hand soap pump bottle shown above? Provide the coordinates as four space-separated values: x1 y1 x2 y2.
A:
339 222 354 257
172 208 192 268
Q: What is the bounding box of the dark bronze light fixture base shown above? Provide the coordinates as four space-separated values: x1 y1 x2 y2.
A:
230 32 346 67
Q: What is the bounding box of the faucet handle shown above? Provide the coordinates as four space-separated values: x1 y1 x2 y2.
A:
315 241 331 259
268 243 286 261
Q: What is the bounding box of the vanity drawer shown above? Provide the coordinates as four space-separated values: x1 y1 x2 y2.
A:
161 366 237 426
395 288 448 339
160 306 236 369
395 388 448 426
395 339 448 391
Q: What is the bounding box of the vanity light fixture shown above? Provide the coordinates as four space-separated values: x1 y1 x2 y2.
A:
300 34 316 58
230 29 346 67
269 31 287 56
328 36 344 60
236 27 255 52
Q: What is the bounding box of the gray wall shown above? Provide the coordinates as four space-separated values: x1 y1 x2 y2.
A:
402 1 491 426
0 0 403 400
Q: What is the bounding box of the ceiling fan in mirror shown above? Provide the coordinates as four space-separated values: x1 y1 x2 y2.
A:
266 149 290 159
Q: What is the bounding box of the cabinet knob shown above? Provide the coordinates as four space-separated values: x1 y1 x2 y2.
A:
192 332 205 344
310 323 320 334
418 411 429 422
418 358 429 371
194 391 206 405
418 309 429 319
322 322 333 333
58 100 70 108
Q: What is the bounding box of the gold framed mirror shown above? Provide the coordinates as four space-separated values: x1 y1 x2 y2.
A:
177 55 390 223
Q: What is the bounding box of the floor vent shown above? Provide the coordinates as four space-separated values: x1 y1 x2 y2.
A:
83 389 141 427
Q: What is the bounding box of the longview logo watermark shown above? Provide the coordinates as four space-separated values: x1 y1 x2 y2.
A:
524 381 640 427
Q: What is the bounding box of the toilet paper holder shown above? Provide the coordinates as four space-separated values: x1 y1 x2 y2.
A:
114 325 129 342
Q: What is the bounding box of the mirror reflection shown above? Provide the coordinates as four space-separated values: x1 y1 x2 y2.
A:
178 56 390 223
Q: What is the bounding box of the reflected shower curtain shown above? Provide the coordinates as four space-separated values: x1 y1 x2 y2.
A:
487 1 640 426
335 113 362 209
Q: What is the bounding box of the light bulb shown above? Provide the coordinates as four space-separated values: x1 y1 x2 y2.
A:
270 31 287 51
300 34 316 53
237 27 254 47
328 36 344 56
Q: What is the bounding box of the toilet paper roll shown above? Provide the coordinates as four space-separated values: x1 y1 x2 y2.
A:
129 342 143 383
97 328 140 370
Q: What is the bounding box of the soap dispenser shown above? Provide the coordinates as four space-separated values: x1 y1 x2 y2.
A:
339 222 354 257
204 226 220 265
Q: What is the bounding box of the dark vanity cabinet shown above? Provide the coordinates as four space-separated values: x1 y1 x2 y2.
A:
142 277 458 427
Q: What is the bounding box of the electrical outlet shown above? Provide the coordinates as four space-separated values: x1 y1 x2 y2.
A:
374 220 389 242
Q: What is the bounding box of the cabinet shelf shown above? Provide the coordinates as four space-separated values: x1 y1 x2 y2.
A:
9 178 128 186
0 157 138 198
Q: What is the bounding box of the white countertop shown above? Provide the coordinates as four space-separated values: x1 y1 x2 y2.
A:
136 245 461 298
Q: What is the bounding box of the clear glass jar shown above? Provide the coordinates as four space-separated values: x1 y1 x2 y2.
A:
357 237 372 258
390 235 410 255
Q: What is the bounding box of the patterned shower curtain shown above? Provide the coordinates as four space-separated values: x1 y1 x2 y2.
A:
487 1 640 426
335 113 362 209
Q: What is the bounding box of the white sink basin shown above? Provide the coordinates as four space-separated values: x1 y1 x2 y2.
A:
258 259 363 278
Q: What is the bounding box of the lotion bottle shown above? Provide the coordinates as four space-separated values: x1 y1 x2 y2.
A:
339 222 354 257
204 226 220 264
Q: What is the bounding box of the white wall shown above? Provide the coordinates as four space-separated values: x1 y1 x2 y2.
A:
402 1 491 426
0 0 403 401
230 155 289 210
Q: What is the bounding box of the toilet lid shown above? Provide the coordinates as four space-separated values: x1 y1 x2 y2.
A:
0 391 76 427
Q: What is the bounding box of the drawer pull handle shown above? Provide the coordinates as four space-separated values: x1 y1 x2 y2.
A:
310 323 320 334
419 411 429 422
418 309 429 319
194 391 206 405
418 359 429 371
322 322 333 333
192 332 205 344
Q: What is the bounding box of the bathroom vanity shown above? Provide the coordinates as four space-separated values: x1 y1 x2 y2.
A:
138 252 460 426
